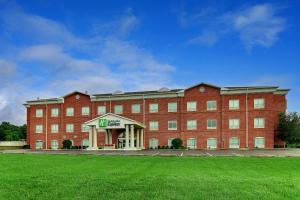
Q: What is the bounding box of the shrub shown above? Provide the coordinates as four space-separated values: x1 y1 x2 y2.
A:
62 140 72 149
171 138 183 149
23 144 30 149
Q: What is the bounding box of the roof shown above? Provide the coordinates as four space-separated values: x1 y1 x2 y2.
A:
185 82 220 91
92 89 183 98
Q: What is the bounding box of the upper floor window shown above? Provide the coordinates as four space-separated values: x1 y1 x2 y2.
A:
254 118 265 128
229 100 240 110
187 101 197 112
132 104 141 113
66 107 74 116
168 102 177 112
207 119 217 129
66 124 74 133
51 124 59 133
187 120 197 130
81 106 90 116
114 105 123 114
207 100 217 111
149 121 159 131
81 124 89 132
35 125 43 133
254 98 265 109
51 108 59 117
36 109 43 118
98 106 106 115
149 103 158 113
229 119 240 129
168 120 177 130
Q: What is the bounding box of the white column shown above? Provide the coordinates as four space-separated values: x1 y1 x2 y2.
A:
125 125 129 148
109 129 112 144
105 130 108 145
136 129 140 148
93 126 98 149
88 126 93 148
130 125 135 148
140 129 144 149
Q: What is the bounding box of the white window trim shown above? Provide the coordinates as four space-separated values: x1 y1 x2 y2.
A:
229 119 240 129
51 108 59 117
149 121 159 131
149 138 159 149
254 137 265 148
168 102 177 112
229 137 240 149
254 98 265 109
207 119 217 129
187 120 197 130
81 124 89 132
81 106 90 116
168 120 177 130
35 140 43 149
66 107 74 116
114 105 123 114
207 138 217 149
187 138 197 149
149 103 158 113
51 140 58 149
51 124 59 133
35 125 43 133
254 118 265 128
97 106 106 115
229 99 240 110
131 104 141 113
66 124 74 133
168 138 174 147
207 100 217 111
36 109 43 118
187 101 197 112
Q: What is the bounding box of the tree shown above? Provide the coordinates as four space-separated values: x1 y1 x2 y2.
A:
277 112 300 145
0 122 27 141
171 138 183 149
63 140 72 149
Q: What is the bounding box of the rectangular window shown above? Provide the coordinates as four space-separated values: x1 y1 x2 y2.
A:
229 137 240 149
254 118 265 128
51 140 58 149
66 124 74 133
36 109 43 117
207 119 217 129
254 98 265 109
207 138 217 149
35 125 43 133
187 101 197 112
81 124 89 132
132 104 141 113
114 105 123 114
168 102 177 112
51 124 59 133
229 100 240 110
229 119 240 129
149 103 158 113
255 137 265 148
168 138 174 147
82 106 90 116
187 120 197 130
66 107 74 116
187 138 197 149
35 140 43 149
97 106 106 115
149 121 159 131
149 138 159 149
51 108 59 117
207 100 217 111
168 120 177 130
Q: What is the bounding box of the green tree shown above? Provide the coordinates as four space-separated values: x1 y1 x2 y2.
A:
171 138 183 149
0 122 27 141
277 112 300 145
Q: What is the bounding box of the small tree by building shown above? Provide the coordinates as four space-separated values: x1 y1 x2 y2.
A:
63 140 72 149
277 112 300 147
171 138 183 149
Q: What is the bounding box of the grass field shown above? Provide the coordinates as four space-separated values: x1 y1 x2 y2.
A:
0 154 299 200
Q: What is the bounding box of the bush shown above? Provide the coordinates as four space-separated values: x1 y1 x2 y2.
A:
274 144 284 148
171 138 183 149
62 140 72 149
23 144 30 149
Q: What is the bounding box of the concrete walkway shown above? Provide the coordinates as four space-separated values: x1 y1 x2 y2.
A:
1 149 300 157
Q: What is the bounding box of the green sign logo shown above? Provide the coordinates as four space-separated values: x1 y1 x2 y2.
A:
99 119 107 128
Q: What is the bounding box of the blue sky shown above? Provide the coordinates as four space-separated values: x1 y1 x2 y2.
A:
0 0 299 124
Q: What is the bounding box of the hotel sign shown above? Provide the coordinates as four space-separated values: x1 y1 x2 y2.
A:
99 118 121 128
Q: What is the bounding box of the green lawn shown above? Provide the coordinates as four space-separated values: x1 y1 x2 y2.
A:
0 154 299 200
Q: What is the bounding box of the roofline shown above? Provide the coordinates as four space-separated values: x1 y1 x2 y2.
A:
184 82 221 91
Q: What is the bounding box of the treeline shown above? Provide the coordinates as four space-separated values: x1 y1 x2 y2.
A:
0 122 26 141
277 112 300 146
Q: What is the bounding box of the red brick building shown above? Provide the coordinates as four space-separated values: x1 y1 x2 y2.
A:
24 83 289 150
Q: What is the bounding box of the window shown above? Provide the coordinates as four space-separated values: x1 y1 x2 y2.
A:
187 101 197 111
207 119 217 129
149 121 159 131
168 102 177 112
149 138 159 149
229 119 240 129
51 124 59 133
66 124 74 133
81 107 90 115
229 100 240 110
66 107 74 116
82 139 89 147
187 120 197 130
255 137 265 148
187 138 197 149
132 104 141 113
254 118 265 128
207 138 217 149
168 138 174 147
36 109 43 117
51 108 59 117
149 103 158 113
254 98 265 109
35 140 43 149
168 120 177 130
51 140 58 149
229 137 240 149
97 106 106 115
35 125 43 133
81 124 89 132
207 100 217 111
114 105 123 114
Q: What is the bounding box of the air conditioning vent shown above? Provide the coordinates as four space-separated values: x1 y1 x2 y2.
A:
113 90 124 95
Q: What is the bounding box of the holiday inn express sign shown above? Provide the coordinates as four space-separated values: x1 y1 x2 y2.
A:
99 118 121 128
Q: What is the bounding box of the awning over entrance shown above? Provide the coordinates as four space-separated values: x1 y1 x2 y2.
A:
84 113 145 150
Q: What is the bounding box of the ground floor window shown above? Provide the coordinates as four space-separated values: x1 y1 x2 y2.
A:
187 138 197 149
229 137 240 149
255 137 265 148
82 139 89 147
168 138 174 147
51 140 58 149
207 138 217 149
149 138 159 149
35 140 43 149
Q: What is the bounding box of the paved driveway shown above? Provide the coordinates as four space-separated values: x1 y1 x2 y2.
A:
1 149 300 157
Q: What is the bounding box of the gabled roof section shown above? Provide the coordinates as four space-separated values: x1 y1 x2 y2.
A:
185 82 221 91
62 91 90 98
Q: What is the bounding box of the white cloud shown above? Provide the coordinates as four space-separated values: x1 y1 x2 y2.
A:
0 59 16 76
187 31 218 46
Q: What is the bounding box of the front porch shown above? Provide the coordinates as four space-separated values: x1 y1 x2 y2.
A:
84 113 145 150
